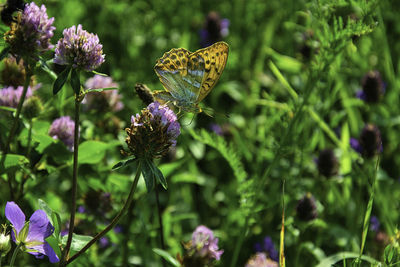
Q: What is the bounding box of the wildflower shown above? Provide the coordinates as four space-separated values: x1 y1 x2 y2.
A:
83 75 123 112
370 216 380 232
48 116 76 151
99 237 110 248
357 71 385 103
199 11 229 47
179 225 223 266
0 225 11 255
315 149 339 177
54 24 105 71
1 56 29 87
125 101 180 159
254 236 279 262
5 201 59 263
245 252 278 267
351 124 382 158
4 2 55 59
0 85 34 108
296 193 318 221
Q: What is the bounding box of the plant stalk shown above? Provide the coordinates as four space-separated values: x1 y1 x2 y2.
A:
66 161 142 265
155 185 166 267
60 99 81 266
10 243 22 267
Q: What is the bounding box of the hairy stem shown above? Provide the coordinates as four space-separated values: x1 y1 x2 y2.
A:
9 243 22 267
60 99 81 266
66 162 142 265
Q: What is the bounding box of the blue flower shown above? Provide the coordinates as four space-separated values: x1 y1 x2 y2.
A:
5 202 59 263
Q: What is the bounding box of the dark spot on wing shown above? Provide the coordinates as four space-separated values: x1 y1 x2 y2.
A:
171 55 177 60
206 60 210 64
164 59 170 65
176 60 181 66
169 64 176 70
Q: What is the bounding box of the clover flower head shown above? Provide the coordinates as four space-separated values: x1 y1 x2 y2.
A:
200 11 229 47
5 2 55 59
0 85 35 108
5 202 59 263
48 116 77 151
83 75 123 112
245 252 278 267
54 24 105 71
1 56 27 87
125 101 180 159
316 149 339 177
296 193 318 221
191 225 223 261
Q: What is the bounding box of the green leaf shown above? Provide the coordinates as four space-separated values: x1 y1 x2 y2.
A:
141 159 155 192
78 140 116 164
152 248 180 267
91 70 108 76
86 87 118 93
112 157 136 170
0 46 10 61
149 160 167 189
316 252 380 267
61 234 92 252
51 212 62 241
70 68 81 95
38 199 54 221
3 154 29 170
53 66 71 95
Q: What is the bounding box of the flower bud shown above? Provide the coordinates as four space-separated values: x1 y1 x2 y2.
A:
296 193 318 221
22 95 43 119
0 232 11 255
360 71 385 103
316 149 339 177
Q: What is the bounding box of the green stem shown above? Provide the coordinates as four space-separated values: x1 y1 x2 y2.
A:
66 161 142 265
10 243 22 267
60 99 81 266
155 186 166 267
0 70 32 199
0 253 2 267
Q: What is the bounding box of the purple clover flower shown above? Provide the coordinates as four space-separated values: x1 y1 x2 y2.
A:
83 75 123 112
191 225 223 261
254 236 279 262
48 116 77 151
199 11 230 48
5 201 59 263
5 2 55 58
0 85 35 108
54 24 105 71
126 101 180 158
245 252 279 267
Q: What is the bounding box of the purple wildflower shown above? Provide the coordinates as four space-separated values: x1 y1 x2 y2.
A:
54 24 105 71
0 85 34 108
245 252 278 267
350 137 363 154
254 236 279 262
5 2 55 58
125 101 180 158
209 123 223 136
77 206 86 213
99 237 110 248
370 216 380 232
5 201 59 263
199 11 229 47
113 225 123 234
48 116 77 151
191 225 223 261
315 149 339 177
83 75 123 112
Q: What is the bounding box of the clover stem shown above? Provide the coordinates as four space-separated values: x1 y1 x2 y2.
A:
155 185 166 267
66 161 142 265
60 98 81 266
10 243 22 267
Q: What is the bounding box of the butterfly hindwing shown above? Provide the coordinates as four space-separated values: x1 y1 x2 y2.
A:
154 41 229 112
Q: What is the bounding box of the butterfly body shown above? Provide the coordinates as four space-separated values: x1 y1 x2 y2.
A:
154 41 229 113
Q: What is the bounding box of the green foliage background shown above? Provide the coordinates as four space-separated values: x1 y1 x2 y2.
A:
2 0 400 266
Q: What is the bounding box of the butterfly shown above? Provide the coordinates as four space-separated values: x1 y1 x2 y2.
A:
153 41 229 114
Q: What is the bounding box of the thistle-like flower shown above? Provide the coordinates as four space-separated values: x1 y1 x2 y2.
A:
179 225 223 266
84 75 123 112
296 193 318 221
357 71 385 103
48 116 77 151
4 2 55 60
0 85 34 108
5 201 59 263
351 124 382 158
316 149 339 177
54 24 105 71
125 101 180 159
245 252 278 267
